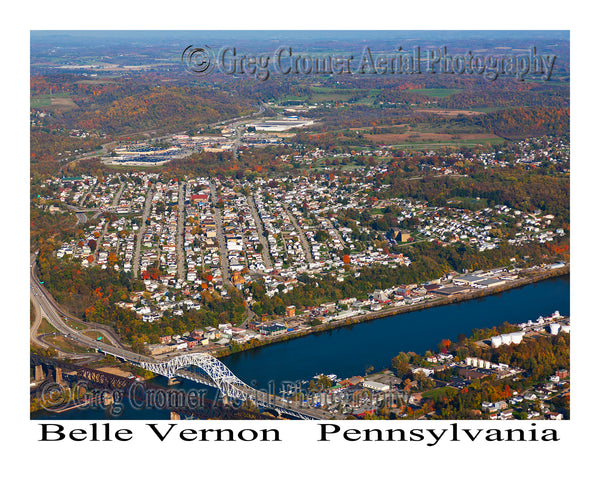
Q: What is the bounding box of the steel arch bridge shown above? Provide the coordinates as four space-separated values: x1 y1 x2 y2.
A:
138 353 317 420
140 353 251 400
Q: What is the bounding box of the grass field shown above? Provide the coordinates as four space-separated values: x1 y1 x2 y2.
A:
41 330 90 354
277 86 381 106
37 317 60 335
83 330 112 344
31 97 52 107
448 196 490 209
31 93 78 111
421 386 456 402
409 88 462 98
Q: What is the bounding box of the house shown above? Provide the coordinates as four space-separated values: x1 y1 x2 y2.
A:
321 302 336 312
191 330 204 340
372 290 388 302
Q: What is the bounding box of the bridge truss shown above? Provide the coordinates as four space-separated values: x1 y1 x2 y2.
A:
139 353 316 420
140 353 250 400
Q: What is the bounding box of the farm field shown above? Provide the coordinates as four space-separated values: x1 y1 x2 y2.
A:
364 131 503 146
408 88 462 97
31 93 78 111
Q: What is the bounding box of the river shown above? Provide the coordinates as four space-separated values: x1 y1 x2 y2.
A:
32 274 570 420
221 274 570 387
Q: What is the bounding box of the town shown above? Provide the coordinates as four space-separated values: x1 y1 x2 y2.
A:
35 141 569 360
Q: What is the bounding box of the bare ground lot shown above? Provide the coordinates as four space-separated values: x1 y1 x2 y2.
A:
50 97 79 111
96 366 133 378
413 108 485 117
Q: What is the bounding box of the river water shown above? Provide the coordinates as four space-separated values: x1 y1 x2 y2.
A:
33 275 570 420
221 274 570 387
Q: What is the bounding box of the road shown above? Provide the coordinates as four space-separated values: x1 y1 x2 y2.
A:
176 180 186 281
247 194 273 269
220 104 265 161
74 212 87 225
92 181 125 266
281 203 314 263
64 204 98 225
209 181 233 289
133 185 154 279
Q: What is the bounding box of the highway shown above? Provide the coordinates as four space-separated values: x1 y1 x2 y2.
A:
30 256 139 362
30 253 338 419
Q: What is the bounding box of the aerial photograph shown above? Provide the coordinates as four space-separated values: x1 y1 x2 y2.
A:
29 29 572 425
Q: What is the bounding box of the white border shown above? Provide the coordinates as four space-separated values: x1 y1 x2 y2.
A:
6 1 597 477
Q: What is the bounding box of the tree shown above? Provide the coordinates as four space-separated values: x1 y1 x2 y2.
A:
392 352 411 377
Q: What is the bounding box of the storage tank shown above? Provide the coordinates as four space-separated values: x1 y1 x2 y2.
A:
560 325 570 334
510 332 524 344
549 323 560 335
491 336 502 348
500 334 513 345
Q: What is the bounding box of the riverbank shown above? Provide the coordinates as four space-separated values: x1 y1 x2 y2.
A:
213 265 570 359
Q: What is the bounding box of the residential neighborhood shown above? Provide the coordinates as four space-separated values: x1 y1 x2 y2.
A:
36 151 570 359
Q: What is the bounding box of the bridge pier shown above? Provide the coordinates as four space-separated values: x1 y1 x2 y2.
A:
34 364 45 382
55 367 65 385
103 393 114 407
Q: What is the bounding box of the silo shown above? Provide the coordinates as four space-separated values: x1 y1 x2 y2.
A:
491 336 502 348
561 325 571 334
549 323 560 335
501 334 512 345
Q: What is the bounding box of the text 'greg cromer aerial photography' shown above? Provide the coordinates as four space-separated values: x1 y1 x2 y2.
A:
30 30 570 423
